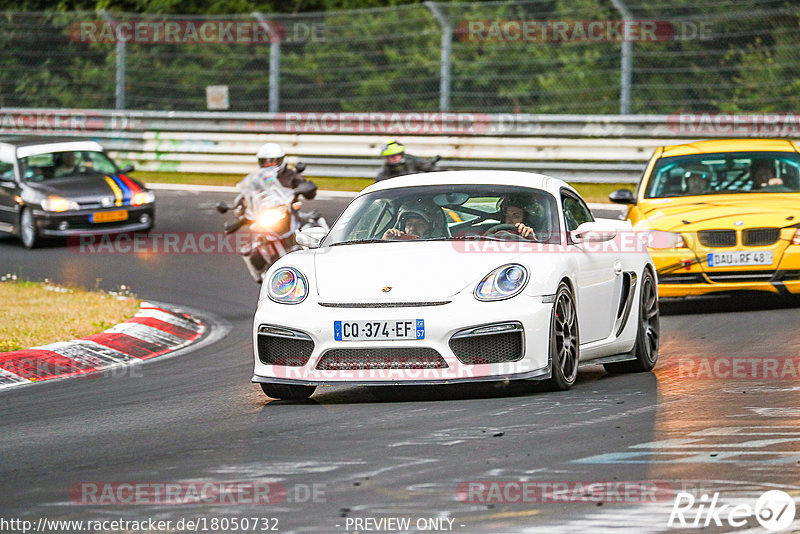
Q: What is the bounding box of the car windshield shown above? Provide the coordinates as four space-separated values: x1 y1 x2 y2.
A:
19 150 118 182
323 184 561 246
644 151 800 198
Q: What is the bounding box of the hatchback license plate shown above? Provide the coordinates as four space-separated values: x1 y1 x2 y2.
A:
334 320 424 341
92 210 128 223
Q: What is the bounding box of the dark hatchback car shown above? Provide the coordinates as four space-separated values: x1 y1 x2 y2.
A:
0 136 154 248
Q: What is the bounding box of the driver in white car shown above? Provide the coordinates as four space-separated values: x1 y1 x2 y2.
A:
497 195 537 240
382 200 446 240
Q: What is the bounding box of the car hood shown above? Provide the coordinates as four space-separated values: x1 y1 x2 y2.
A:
312 241 527 301
24 173 137 204
638 194 800 233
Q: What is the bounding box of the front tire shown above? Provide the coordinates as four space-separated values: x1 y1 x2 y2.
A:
19 208 39 249
604 268 660 374
260 383 316 400
542 282 579 391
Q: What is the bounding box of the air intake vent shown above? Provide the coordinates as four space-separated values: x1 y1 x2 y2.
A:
316 348 447 370
257 327 314 366
742 227 780 247
698 230 736 248
449 323 524 365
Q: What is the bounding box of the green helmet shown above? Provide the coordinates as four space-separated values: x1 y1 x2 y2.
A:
381 140 405 158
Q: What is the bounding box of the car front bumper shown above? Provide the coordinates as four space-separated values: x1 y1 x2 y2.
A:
251 292 554 386
651 247 800 297
33 205 154 237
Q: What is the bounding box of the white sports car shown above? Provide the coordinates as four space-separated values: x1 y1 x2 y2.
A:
251 171 659 400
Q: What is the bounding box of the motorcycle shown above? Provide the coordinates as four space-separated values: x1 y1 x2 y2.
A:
216 164 328 283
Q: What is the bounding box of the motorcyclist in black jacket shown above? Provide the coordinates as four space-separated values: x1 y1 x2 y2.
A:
375 140 441 182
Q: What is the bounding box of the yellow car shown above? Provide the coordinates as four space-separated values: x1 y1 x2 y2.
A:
610 139 800 297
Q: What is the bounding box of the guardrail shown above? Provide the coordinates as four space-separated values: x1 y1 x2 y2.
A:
0 109 788 183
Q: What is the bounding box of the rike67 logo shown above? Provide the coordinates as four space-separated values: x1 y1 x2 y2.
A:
668 490 796 531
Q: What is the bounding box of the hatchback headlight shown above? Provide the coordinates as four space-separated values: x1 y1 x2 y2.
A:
475 264 529 301
267 267 308 304
131 190 155 206
41 196 79 212
645 230 687 249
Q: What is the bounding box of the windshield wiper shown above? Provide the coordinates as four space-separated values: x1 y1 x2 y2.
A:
329 239 394 246
435 235 506 242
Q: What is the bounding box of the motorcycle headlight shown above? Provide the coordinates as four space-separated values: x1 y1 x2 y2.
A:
475 264 529 301
41 196 79 212
268 267 308 304
257 207 287 229
645 230 687 249
131 190 155 206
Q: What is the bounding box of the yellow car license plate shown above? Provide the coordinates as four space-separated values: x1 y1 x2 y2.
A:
92 210 128 223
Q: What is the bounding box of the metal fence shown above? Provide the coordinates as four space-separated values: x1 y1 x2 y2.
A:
1 1 799 114
6 108 798 182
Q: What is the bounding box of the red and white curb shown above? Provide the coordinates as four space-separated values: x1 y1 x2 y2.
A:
0 302 205 390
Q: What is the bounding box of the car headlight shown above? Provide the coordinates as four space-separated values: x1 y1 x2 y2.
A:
257 207 287 230
41 196 79 212
792 229 800 246
267 267 308 304
131 190 155 206
645 230 687 249
475 264 529 301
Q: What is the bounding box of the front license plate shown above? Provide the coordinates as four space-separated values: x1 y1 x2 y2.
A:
334 320 425 341
91 210 128 223
707 250 773 267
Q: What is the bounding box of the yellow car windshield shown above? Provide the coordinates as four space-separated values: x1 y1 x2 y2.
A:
644 151 800 198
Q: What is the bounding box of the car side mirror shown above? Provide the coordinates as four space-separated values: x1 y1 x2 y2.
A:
609 188 635 205
119 164 135 174
296 226 327 249
571 221 617 243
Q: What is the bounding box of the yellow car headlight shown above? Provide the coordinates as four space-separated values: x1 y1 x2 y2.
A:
41 196 79 212
792 229 800 246
646 230 687 249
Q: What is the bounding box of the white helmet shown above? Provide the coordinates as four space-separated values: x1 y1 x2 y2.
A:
257 143 286 170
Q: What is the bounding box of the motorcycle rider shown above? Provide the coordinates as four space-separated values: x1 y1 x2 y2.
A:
375 140 440 182
233 143 320 282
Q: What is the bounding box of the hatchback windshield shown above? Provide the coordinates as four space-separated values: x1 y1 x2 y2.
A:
644 151 800 198
19 150 118 182
323 185 561 246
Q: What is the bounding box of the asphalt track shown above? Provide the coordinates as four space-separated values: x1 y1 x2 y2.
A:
1 190 800 534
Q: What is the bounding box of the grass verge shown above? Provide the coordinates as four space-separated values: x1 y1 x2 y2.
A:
0 277 141 352
134 171 634 203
